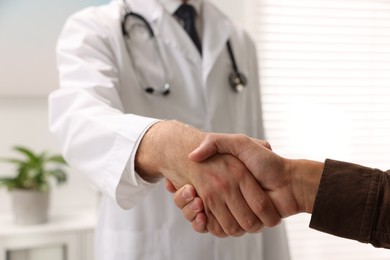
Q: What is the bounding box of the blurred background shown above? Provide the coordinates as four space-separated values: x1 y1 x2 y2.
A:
1 0 390 259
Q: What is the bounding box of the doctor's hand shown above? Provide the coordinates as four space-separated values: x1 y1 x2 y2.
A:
168 133 324 234
135 121 281 237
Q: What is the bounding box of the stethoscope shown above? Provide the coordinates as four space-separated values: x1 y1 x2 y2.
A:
121 0 247 95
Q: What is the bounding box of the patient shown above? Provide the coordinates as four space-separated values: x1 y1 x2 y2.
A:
167 133 390 249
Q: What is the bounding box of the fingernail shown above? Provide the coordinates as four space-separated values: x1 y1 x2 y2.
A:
190 202 199 211
195 215 202 224
181 187 192 199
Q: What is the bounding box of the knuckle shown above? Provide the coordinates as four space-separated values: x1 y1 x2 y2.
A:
208 225 227 238
216 233 228 238
183 212 194 222
226 224 243 236
216 179 231 193
226 161 247 179
231 229 245 237
268 217 282 228
192 197 203 211
254 225 264 234
241 216 261 232
236 134 250 145
264 140 272 150
193 225 206 233
206 169 228 187
183 206 197 221
206 216 228 238
207 175 232 194
201 190 214 206
253 198 268 216
192 218 207 233
214 230 228 238
173 194 183 208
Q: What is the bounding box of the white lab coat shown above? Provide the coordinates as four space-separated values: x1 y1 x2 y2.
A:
49 0 290 259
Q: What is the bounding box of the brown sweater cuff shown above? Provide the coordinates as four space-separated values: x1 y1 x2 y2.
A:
309 159 383 245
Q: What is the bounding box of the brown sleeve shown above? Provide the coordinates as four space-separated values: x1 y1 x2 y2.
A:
309 159 390 248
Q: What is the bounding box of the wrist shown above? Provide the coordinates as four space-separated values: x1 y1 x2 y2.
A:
289 159 324 214
135 120 205 183
135 121 164 182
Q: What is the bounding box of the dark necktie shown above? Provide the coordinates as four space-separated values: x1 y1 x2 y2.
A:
174 4 202 55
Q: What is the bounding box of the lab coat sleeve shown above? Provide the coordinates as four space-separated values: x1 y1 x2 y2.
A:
49 7 160 210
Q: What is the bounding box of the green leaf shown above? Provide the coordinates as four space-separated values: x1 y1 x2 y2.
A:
0 177 18 191
46 155 67 164
0 177 15 183
0 146 68 191
13 146 39 163
48 168 67 185
37 151 48 164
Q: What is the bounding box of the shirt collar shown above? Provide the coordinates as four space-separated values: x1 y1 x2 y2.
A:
158 0 202 15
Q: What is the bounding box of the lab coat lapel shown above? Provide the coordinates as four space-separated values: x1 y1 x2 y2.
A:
201 1 232 85
155 13 201 64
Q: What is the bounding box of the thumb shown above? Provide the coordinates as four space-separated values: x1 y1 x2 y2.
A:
189 134 266 163
188 137 219 162
165 179 177 193
189 133 247 162
252 139 272 151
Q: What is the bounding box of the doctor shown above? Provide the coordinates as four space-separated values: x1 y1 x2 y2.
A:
49 0 290 259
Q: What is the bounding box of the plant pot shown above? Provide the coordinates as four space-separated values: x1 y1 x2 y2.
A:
11 189 50 225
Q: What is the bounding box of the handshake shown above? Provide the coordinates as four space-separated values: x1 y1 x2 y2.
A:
137 120 388 247
164 132 324 237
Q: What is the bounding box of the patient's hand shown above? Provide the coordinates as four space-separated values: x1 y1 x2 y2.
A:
167 133 323 235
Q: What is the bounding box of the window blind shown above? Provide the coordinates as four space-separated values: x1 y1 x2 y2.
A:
246 0 390 259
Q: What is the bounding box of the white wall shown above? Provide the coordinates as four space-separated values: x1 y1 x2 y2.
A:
0 97 99 214
0 1 109 214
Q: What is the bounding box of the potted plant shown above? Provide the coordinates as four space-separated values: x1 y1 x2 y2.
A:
0 146 67 225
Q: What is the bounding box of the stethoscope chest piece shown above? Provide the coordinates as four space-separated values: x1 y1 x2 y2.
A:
226 40 247 93
229 72 247 93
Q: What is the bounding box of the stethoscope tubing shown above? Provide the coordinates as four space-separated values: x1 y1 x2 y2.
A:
226 41 239 74
122 12 154 38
